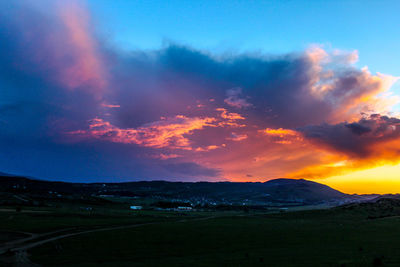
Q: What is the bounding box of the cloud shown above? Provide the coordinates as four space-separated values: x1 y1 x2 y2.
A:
288 114 400 178
0 1 399 182
101 103 120 108
216 108 245 120
0 1 107 99
227 132 248 141
153 153 180 160
58 1 107 97
261 128 300 137
345 122 372 135
224 87 252 108
332 49 359 64
70 116 217 150
260 128 303 145
299 114 400 158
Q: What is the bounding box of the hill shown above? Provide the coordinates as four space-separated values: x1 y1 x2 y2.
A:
338 196 400 219
0 175 353 207
262 178 347 203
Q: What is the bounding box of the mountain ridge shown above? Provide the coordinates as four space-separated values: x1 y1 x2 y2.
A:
0 174 354 206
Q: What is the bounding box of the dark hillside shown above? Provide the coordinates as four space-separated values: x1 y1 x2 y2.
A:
0 175 352 206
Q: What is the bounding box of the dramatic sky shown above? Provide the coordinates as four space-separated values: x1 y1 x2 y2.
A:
1 0 400 193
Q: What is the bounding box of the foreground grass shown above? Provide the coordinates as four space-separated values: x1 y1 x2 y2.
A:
29 209 400 266
0 206 201 234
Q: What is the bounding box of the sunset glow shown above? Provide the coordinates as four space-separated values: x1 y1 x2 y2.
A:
1 0 400 193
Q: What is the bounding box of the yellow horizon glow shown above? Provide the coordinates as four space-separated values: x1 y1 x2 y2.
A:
317 163 400 194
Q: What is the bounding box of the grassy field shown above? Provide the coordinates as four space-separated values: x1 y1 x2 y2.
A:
25 208 400 266
0 208 184 234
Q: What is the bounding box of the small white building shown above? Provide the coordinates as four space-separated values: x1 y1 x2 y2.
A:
130 205 143 210
177 206 192 211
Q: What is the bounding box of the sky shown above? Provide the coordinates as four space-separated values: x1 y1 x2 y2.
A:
1 0 400 193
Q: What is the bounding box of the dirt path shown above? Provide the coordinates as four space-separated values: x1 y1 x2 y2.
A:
15 216 215 251
0 228 76 254
0 216 216 266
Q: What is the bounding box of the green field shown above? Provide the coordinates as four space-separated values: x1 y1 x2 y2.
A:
2 204 400 266
0 208 180 234
18 208 400 266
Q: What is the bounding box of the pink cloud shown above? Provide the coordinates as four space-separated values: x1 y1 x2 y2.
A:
101 103 121 108
71 116 217 150
58 2 107 98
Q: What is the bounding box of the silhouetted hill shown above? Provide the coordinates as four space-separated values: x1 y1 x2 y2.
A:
0 171 14 176
262 178 346 203
0 175 353 206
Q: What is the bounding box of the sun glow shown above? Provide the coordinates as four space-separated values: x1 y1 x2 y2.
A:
321 163 400 194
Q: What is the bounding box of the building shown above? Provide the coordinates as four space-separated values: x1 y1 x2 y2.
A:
177 206 192 211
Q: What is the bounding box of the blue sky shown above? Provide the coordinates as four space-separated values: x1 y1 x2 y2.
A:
88 0 400 75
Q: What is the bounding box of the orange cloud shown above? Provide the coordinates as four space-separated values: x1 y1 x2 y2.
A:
153 153 181 160
260 128 303 145
195 145 221 152
215 108 246 127
186 126 325 183
216 108 245 120
261 128 299 137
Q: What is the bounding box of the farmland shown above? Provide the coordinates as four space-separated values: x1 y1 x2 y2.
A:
1 203 400 266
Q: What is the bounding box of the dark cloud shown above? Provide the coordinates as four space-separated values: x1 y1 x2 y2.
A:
345 122 372 135
299 115 400 157
109 44 392 131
